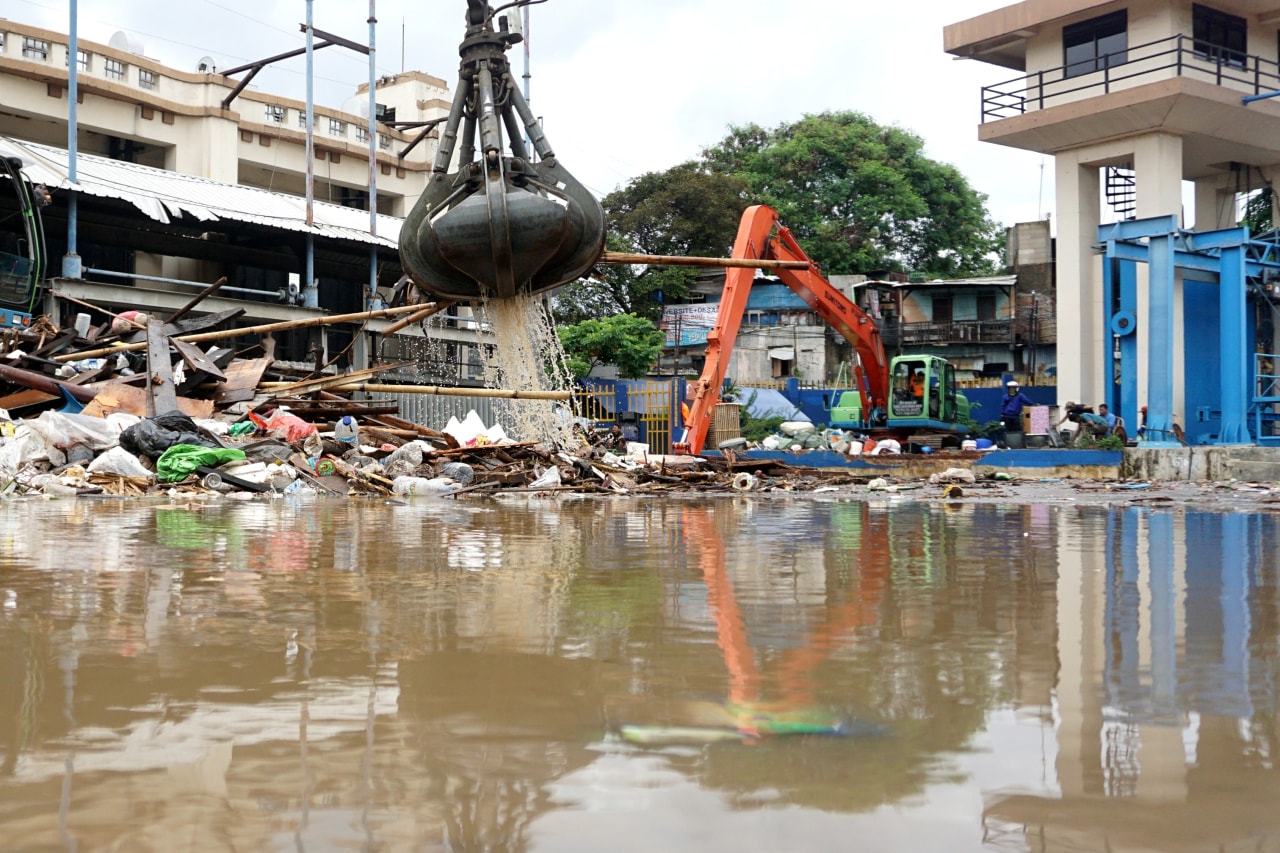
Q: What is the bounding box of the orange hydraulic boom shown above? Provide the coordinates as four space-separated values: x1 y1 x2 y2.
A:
674 205 889 455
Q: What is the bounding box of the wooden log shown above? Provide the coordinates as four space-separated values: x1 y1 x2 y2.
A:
167 277 228 325
599 250 810 270
258 381 571 400
0 362 98 403
57 302 449 361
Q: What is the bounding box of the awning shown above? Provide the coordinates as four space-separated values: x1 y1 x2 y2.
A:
768 347 795 360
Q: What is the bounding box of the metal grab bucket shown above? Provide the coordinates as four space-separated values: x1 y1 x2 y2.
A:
398 2 605 301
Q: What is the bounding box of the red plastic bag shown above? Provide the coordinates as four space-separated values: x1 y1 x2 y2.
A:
248 409 318 443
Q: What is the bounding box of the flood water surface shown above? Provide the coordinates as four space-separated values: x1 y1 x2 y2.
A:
0 496 1277 852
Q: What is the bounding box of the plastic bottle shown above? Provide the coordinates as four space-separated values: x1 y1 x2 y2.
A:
334 415 359 444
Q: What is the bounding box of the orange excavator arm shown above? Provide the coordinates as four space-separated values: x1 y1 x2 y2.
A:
675 205 889 454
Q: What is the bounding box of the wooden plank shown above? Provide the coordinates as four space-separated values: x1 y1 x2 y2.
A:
211 357 273 404
80 381 214 420
0 388 60 412
146 319 179 416
172 337 227 382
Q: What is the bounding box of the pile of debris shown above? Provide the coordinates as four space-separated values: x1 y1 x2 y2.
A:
0 302 867 499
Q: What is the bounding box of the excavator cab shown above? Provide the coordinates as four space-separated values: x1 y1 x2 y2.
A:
887 356 969 429
398 1 605 301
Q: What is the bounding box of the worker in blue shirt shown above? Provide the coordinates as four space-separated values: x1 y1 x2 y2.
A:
999 380 1034 435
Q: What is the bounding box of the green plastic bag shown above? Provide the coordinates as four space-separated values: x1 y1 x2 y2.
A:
155 444 247 483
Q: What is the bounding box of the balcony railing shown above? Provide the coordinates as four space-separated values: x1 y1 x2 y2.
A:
879 319 1013 347
981 33 1280 122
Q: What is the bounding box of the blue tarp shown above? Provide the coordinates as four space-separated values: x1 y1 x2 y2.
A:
739 387 811 422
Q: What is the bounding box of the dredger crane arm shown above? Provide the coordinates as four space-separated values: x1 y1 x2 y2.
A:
675 205 889 455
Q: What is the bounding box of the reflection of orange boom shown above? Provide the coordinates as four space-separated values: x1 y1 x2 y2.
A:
680 504 887 731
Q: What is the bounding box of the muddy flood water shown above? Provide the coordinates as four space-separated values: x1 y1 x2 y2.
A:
0 495 1277 852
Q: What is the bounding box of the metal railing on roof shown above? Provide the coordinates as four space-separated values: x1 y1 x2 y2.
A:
981 33 1280 122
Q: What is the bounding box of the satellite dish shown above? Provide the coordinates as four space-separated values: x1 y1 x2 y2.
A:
108 31 145 56
196 55 218 74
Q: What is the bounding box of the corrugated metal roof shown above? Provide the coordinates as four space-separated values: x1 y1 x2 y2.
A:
853 275 1017 289
0 135 402 248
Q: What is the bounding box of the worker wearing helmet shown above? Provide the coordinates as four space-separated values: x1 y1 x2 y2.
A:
999 380 1034 436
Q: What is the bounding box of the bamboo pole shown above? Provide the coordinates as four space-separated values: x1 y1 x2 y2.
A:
57 302 447 361
381 299 455 335
53 293 147 330
599 250 809 270
259 381 571 400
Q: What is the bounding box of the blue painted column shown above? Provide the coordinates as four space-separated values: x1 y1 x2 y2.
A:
1146 229 1178 444
1217 242 1251 443
1118 260 1139 430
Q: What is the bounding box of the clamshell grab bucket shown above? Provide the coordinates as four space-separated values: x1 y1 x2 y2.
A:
398 2 605 301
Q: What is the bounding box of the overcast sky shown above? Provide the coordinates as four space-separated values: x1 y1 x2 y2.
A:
11 0 1050 228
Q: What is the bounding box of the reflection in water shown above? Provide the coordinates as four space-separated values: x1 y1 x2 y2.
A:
0 497 1274 851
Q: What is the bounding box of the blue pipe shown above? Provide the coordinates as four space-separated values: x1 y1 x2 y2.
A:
62 0 82 279
368 0 379 308
303 0 317 309
1217 243 1251 442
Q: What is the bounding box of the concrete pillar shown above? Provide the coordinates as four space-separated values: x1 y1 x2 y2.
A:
1055 154 1102 407
1193 175 1235 231
1134 134 1186 423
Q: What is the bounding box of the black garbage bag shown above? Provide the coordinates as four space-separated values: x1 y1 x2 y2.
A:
120 410 221 459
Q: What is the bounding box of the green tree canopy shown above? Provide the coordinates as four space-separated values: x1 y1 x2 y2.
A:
701 111 1003 277
553 165 747 324
558 313 665 379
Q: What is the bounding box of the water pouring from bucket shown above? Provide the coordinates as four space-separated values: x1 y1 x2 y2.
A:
399 0 606 301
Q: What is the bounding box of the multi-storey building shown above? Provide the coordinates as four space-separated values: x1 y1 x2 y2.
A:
945 0 1280 435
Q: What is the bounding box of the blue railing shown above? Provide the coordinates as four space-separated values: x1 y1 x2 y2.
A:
981 33 1280 122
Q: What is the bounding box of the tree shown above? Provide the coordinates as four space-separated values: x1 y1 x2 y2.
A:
553 165 748 324
700 111 1003 277
558 313 665 379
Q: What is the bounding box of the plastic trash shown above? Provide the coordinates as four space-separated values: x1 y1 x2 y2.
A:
440 462 475 485
25 410 121 452
928 468 976 484
385 442 424 467
249 409 317 443
155 445 248 483
868 439 901 456
121 411 220 458
391 476 456 497
994 472 1016 481
731 472 757 491
961 439 978 451
528 466 562 489
334 415 360 444
87 447 154 480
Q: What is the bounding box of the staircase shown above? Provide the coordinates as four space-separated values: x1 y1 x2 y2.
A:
1106 167 1137 220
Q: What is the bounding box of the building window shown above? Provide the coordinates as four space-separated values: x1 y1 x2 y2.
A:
1193 4 1246 68
329 118 346 136
1063 11 1127 78
138 68 156 90
932 295 953 323
0 34 6 53
378 133 391 150
65 49 90 72
298 111 309 129
104 58 126 81
356 126 370 143
22 38 49 61
265 104 284 124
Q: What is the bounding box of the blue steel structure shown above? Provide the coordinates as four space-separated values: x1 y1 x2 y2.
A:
1098 216 1280 445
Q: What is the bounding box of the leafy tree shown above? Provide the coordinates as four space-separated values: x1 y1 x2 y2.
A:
553 165 748 324
701 111 1003 277
558 313 665 379
1242 187 1274 237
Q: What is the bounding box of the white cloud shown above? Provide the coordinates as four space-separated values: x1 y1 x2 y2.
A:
13 0 1048 226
